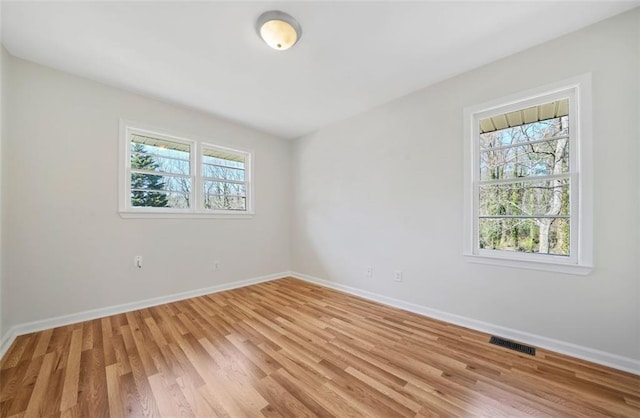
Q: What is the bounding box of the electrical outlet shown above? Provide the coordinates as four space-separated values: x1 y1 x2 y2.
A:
134 256 143 269
365 266 373 278
394 270 403 282
213 260 220 271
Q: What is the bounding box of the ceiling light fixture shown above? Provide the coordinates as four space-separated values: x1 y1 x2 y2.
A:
256 10 302 51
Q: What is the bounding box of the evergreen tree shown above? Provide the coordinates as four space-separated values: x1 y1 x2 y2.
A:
130 143 169 207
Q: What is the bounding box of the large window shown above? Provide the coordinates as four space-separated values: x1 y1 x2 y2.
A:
463 77 592 274
120 122 252 217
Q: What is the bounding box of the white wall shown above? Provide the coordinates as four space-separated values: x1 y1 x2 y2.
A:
3 55 291 330
292 9 640 362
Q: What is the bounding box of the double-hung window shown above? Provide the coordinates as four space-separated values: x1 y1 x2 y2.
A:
463 76 592 274
120 121 252 217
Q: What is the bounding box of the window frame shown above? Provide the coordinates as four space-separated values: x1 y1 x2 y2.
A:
463 75 593 275
119 120 254 218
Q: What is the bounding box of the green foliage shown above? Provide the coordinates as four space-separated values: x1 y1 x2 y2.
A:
131 143 169 208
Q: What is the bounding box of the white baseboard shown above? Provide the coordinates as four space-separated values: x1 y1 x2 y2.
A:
291 271 640 375
0 271 288 360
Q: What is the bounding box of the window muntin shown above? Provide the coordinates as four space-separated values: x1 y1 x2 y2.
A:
121 123 252 216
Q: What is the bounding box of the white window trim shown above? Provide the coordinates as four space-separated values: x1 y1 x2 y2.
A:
462 75 593 275
119 120 254 219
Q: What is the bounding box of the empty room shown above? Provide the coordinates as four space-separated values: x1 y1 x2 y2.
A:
1 1 639 416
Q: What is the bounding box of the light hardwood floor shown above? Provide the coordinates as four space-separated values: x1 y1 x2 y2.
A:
1 278 639 417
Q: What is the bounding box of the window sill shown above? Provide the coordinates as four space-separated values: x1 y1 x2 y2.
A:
119 210 254 219
464 253 593 275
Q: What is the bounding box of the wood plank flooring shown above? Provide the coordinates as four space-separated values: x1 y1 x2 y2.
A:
1 277 639 417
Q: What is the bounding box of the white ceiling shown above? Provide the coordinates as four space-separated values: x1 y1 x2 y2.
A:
2 1 638 139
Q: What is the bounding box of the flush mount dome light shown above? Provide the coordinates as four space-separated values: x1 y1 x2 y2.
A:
256 10 302 50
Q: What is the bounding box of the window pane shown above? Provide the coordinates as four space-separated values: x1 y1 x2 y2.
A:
131 135 190 175
204 196 246 211
202 163 245 181
480 138 569 181
479 178 569 217
130 190 190 209
479 217 569 256
479 113 569 149
132 153 190 175
204 181 246 197
131 173 191 208
203 180 246 211
131 173 191 193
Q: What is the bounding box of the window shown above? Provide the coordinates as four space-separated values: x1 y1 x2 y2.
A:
463 76 592 274
202 146 248 211
120 121 252 217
